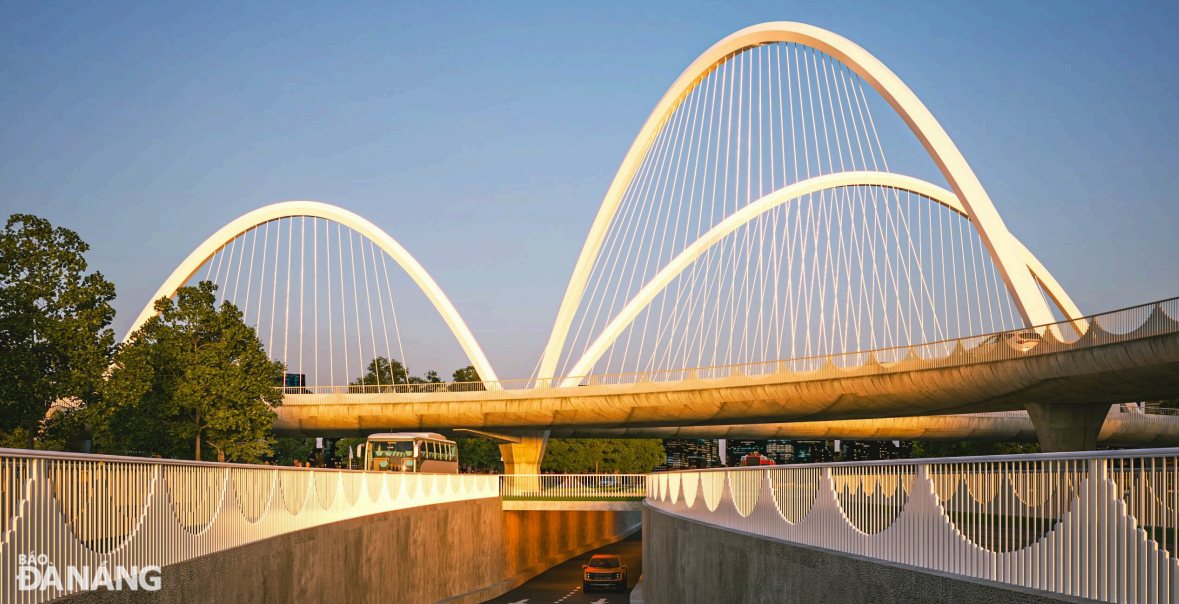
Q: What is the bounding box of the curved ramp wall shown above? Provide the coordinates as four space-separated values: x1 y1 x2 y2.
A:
644 449 1179 604
642 505 1079 604
0 450 639 604
55 500 639 604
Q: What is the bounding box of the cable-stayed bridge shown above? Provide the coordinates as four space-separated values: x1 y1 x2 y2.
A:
11 21 1179 604
125 23 1179 469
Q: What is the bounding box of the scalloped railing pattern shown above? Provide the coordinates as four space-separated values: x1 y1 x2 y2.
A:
0 452 499 602
649 451 1179 603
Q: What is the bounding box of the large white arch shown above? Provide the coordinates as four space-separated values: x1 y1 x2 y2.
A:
537 22 1056 384
124 201 500 384
559 171 1080 385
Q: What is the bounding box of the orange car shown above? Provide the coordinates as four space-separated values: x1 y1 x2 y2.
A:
582 554 628 592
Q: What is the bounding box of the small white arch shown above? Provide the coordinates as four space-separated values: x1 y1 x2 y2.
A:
560 171 1080 385
124 201 500 384
537 22 1056 384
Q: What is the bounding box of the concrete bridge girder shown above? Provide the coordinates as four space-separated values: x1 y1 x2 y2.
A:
549 405 1179 448
276 332 1179 453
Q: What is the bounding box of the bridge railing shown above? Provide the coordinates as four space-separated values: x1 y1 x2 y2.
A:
648 448 1179 603
280 295 1179 401
500 474 646 501
0 448 499 603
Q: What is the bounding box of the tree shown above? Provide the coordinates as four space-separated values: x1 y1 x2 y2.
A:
456 437 503 472
352 357 444 391
0 214 116 448
541 439 665 473
271 437 316 466
333 437 367 468
97 281 285 462
452 365 480 383
351 357 411 386
910 441 1040 458
449 365 485 392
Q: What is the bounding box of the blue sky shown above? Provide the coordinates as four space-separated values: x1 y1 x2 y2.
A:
2 0 1177 379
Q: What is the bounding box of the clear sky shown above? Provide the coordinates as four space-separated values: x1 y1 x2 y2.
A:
2 0 1177 380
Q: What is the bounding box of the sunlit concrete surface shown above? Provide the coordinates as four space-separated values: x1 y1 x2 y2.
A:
503 501 644 512
549 405 1179 447
274 329 1179 437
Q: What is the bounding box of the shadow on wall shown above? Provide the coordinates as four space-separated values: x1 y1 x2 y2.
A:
56 500 641 604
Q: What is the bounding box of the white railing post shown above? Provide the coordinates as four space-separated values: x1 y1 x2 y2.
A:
650 448 1179 604
0 449 502 603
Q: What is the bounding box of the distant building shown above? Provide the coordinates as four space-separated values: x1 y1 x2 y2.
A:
765 440 794 464
841 440 912 461
790 440 836 464
725 440 766 464
283 373 306 388
662 439 720 469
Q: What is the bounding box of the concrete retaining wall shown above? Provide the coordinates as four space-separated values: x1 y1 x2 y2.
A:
642 505 1095 604
57 499 640 604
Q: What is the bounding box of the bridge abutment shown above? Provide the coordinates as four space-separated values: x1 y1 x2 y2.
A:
499 430 550 474
1024 401 1113 452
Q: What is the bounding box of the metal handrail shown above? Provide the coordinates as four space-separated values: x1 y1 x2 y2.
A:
647 447 1179 603
0 448 500 602
280 294 1179 398
500 474 647 499
658 445 1179 471
0 447 370 472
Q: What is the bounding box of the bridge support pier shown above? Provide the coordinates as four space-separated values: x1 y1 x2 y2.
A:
499 430 550 474
1024 402 1112 452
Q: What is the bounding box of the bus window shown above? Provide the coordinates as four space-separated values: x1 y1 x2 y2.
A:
371 441 414 458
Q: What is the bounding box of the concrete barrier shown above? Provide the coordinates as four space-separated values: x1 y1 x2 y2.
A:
57 499 639 604
641 505 1091 604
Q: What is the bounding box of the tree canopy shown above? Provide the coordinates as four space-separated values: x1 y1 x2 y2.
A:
0 214 116 448
351 356 412 386
351 357 445 390
456 437 503 472
541 439 665 473
910 441 1040 458
96 281 285 462
452 365 480 383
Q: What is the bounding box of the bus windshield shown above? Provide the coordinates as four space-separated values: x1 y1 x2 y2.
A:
370 441 415 457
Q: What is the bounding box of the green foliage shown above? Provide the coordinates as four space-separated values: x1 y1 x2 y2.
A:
335 437 367 469
271 437 316 466
456 437 503 472
541 439 665 473
351 357 442 386
0 214 116 448
96 281 285 462
351 356 411 385
452 365 480 383
911 441 1041 458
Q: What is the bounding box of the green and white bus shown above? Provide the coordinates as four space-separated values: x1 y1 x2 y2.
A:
362 432 458 474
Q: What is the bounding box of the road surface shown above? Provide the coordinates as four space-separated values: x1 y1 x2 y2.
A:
484 531 641 604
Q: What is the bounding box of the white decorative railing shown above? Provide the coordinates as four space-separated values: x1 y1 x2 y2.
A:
647 449 1179 603
501 474 646 500
0 449 499 603
281 296 1179 402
